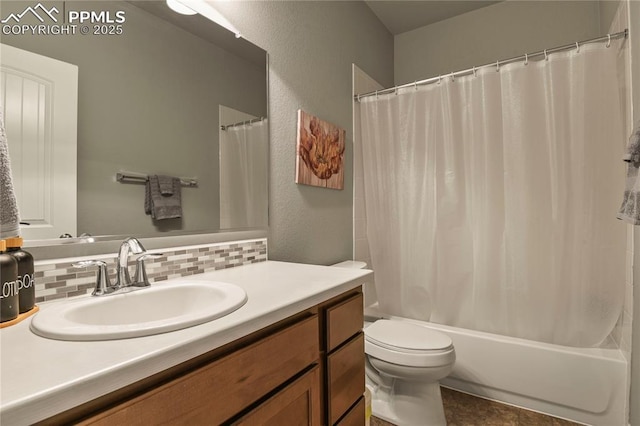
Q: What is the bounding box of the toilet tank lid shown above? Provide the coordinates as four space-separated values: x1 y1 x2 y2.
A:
365 320 453 351
331 260 367 269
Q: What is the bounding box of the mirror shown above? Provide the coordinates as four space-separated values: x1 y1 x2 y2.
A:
0 0 268 246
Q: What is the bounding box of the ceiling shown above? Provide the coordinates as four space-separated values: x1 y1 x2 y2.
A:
365 1 502 35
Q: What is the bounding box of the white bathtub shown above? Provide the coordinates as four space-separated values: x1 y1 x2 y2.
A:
372 313 628 425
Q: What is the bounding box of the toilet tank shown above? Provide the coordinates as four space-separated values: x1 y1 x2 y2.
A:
331 260 367 269
331 260 377 308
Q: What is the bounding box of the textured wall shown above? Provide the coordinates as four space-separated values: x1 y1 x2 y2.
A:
211 1 394 265
394 1 601 85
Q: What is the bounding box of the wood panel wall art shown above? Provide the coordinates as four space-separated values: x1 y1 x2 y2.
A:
295 110 345 190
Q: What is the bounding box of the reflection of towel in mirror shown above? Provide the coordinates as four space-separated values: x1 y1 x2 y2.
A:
0 111 21 238
144 175 182 220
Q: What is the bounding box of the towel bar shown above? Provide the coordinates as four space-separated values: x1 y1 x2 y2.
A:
116 172 198 188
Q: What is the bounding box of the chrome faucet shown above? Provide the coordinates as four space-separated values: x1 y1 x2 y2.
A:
72 237 162 296
114 237 146 289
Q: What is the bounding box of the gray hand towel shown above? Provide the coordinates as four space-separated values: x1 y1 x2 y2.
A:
157 174 174 195
623 121 640 163
144 175 182 220
617 163 640 224
618 124 640 224
0 111 21 238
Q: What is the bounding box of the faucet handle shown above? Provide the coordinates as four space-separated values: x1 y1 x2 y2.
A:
73 260 114 296
132 253 163 287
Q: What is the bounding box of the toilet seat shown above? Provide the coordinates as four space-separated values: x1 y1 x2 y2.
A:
365 320 455 367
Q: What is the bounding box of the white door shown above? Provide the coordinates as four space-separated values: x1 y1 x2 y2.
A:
0 43 78 240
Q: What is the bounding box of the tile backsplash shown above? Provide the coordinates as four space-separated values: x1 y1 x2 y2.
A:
34 239 267 303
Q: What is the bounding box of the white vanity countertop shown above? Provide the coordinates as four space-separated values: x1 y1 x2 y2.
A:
0 260 372 425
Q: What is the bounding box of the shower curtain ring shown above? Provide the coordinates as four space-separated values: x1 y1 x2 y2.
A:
496 60 500 72
524 53 528 65
375 90 379 99
544 49 548 61
472 66 477 77
438 75 442 85
414 81 418 90
607 34 611 48
575 42 580 53
450 72 455 82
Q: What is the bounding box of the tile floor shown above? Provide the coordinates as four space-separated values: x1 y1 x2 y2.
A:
370 387 580 426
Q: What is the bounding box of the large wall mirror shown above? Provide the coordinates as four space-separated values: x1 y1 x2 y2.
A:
0 0 268 249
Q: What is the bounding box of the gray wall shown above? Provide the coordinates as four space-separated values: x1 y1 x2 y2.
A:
1 1 266 237
600 0 622 32
211 1 394 264
394 0 601 85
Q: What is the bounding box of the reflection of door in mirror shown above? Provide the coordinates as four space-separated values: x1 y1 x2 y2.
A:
0 44 78 240
219 105 268 229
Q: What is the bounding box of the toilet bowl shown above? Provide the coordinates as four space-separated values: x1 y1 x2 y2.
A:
364 319 455 426
331 260 456 426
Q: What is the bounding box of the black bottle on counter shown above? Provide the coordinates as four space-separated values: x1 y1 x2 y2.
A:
0 240 19 322
6 237 35 313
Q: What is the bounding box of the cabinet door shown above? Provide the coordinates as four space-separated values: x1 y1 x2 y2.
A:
335 397 365 426
80 316 319 425
234 366 321 426
327 334 365 425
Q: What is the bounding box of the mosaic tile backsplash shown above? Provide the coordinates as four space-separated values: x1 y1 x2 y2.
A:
34 239 267 303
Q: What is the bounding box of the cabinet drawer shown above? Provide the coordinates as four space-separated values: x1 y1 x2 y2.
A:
335 397 365 426
327 333 365 425
325 292 363 352
81 315 319 425
234 366 321 426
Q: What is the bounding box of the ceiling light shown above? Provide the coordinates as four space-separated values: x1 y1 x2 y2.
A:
170 0 242 39
166 0 197 15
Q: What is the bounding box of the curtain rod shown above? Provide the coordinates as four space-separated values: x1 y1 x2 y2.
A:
220 117 265 131
355 29 628 101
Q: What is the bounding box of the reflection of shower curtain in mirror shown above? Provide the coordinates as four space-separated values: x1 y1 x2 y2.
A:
359 40 627 347
219 120 268 229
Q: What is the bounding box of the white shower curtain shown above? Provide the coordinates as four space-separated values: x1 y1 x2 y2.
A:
359 41 627 347
219 120 268 229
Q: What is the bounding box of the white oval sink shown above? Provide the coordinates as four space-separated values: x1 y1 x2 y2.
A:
30 281 247 341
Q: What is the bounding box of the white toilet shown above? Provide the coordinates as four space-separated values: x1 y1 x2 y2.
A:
332 261 456 426
364 319 455 425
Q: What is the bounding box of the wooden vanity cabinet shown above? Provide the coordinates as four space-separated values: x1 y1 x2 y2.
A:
77 315 321 426
319 290 365 425
41 288 365 426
